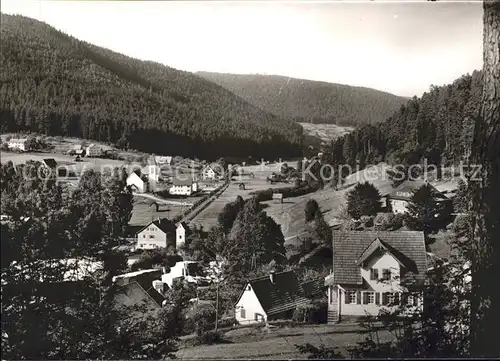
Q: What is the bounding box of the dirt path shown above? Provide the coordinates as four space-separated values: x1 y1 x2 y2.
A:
133 192 193 206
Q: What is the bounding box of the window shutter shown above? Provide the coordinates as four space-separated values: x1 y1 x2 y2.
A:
395 293 400 305
345 291 350 304
382 292 388 305
363 292 368 304
402 292 408 305
241 308 246 318
375 292 380 305
357 291 361 304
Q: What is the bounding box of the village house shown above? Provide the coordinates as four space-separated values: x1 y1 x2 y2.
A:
169 176 198 196
136 218 176 250
145 156 160 183
272 193 283 204
127 169 150 193
154 156 172 165
67 144 85 156
202 164 223 180
383 180 449 214
7 138 31 152
113 269 167 311
234 270 325 325
85 143 102 157
160 261 209 288
325 231 427 323
175 221 192 250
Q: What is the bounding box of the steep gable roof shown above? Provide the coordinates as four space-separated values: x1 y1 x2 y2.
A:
136 218 175 235
42 158 57 169
239 271 324 316
114 281 164 309
332 231 427 285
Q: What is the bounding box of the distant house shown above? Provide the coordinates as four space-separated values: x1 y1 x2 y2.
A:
325 231 427 323
384 180 449 214
239 183 246 190
169 176 198 196
272 193 283 204
136 218 176 250
155 156 172 165
234 271 325 325
202 164 223 180
85 143 102 157
7 138 30 152
146 156 160 183
127 170 150 193
67 144 85 156
161 261 209 289
175 222 191 249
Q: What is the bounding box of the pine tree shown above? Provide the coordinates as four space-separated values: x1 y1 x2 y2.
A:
346 182 382 219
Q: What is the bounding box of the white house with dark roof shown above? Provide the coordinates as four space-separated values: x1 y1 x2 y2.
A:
136 218 176 250
202 164 224 180
169 176 198 196
383 180 449 214
7 138 31 152
85 143 102 157
175 222 190 249
234 270 325 325
325 231 427 323
127 170 150 193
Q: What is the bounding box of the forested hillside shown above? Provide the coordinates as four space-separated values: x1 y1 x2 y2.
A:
0 14 303 159
324 71 482 168
198 72 407 126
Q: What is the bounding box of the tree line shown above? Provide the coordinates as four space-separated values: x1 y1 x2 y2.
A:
0 14 303 159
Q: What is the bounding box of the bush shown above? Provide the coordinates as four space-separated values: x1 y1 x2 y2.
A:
374 213 405 231
184 307 216 335
195 330 227 345
360 215 374 228
292 299 328 324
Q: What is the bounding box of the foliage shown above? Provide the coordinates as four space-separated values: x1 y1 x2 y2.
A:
346 182 382 219
292 299 328 324
0 14 303 159
405 184 449 235
199 72 407 127
130 248 183 272
295 343 343 359
194 330 228 346
304 199 320 222
323 71 482 169
373 212 405 231
217 195 245 234
453 179 469 213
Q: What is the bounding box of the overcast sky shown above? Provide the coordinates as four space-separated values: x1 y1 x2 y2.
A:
1 0 483 97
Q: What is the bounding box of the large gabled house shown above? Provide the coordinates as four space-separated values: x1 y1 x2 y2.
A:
127 169 150 193
383 180 449 214
169 176 198 196
136 218 176 250
202 164 224 180
234 270 326 325
325 231 427 323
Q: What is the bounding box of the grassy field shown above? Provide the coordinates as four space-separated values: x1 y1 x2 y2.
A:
177 323 394 359
129 196 193 226
299 123 354 144
189 162 293 230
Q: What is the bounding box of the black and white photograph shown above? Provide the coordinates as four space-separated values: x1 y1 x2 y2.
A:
0 0 499 359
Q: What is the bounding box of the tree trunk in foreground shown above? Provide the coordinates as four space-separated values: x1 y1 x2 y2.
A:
469 0 500 357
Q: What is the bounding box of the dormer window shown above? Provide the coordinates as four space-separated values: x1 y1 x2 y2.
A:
370 268 379 280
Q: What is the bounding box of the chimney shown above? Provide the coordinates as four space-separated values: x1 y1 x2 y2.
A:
269 271 275 284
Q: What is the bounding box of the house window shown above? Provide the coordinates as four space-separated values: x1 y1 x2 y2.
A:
240 308 246 319
149 235 155 239
382 269 391 281
364 292 375 304
254 313 264 322
247 285 252 291
346 291 357 304
370 268 379 280
143 235 146 238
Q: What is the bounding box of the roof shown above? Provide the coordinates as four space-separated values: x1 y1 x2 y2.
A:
240 271 323 316
172 176 196 186
114 281 164 309
130 169 148 182
87 143 98 148
113 269 162 282
385 180 447 201
332 231 427 285
203 164 223 175
272 193 283 199
42 158 57 169
137 218 175 235
73 144 83 150
8 138 28 143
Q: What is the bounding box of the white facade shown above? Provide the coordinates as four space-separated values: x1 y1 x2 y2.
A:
86 144 102 157
7 138 29 152
127 172 149 193
136 223 168 250
328 252 423 319
176 223 187 249
202 166 216 180
389 199 409 214
235 283 267 324
169 181 198 196
161 261 208 288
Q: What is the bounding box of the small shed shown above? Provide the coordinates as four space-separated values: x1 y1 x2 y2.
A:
272 193 283 204
239 183 246 190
